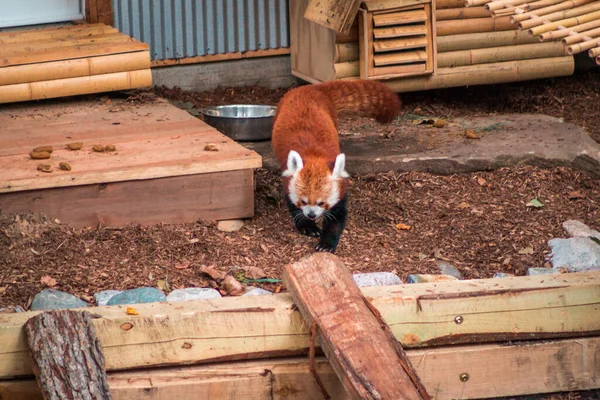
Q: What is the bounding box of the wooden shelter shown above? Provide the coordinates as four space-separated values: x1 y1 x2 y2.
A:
290 0 599 92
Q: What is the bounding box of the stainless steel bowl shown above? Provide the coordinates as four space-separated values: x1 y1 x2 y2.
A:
200 104 277 142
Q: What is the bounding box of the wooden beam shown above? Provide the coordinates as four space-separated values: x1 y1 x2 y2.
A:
86 0 114 26
151 48 291 68
0 271 598 379
283 253 429 400
2 337 599 399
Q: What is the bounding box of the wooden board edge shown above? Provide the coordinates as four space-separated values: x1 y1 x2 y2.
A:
151 48 291 68
291 69 324 84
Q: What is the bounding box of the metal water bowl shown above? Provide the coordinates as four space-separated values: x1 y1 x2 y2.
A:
200 104 277 142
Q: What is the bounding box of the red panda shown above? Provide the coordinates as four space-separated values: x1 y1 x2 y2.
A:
271 80 401 252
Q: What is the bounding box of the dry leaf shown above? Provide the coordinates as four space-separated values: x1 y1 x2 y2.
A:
157 279 168 291
40 275 57 287
395 223 411 230
246 266 267 280
456 202 470 209
477 177 487 186
465 129 480 139
433 119 447 128
518 246 534 255
200 265 226 280
204 143 220 151
174 261 190 270
188 238 200 244
222 275 245 296
275 285 282 293
126 307 139 315
568 191 585 200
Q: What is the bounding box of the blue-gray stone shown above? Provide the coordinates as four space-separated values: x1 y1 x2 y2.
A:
493 272 515 278
94 290 122 307
166 288 221 302
107 287 166 306
548 237 600 272
352 272 402 287
526 268 561 276
243 287 273 296
563 220 600 240
30 289 88 311
438 262 463 279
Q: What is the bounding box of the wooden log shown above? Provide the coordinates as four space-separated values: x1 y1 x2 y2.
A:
334 61 360 78
464 0 490 7
529 10 600 36
0 69 152 104
437 41 565 67
562 26 600 44
538 18 600 40
566 35 600 54
374 50 428 66
385 56 574 92
3 337 600 400
374 25 428 38
511 0 594 23
437 16 515 36
589 45 600 57
485 0 529 12
282 252 430 400
373 9 428 26
373 36 428 52
518 1 600 30
437 0 466 9
436 30 538 52
436 6 490 20
0 51 150 86
335 42 360 62
0 24 118 44
24 310 111 400
1 270 598 379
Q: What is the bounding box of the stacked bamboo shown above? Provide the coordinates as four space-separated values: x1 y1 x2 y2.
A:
0 23 152 104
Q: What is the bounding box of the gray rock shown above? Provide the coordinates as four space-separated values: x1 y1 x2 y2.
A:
94 290 122 307
526 268 561 276
352 272 402 287
0 306 25 313
548 237 600 272
563 220 600 240
243 287 273 296
166 288 221 302
30 289 88 311
438 262 463 279
493 272 515 278
107 287 166 306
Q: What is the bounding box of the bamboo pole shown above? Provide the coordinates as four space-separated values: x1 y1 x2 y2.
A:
437 30 538 52
538 18 600 40
437 41 565 67
385 56 574 92
566 35 600 53
493 7 519 17
513 0 568 15
374 50 428 65
529 10 600 36
334 61 360 78
589 46 600 56
465 0 490 8
562 26 600 43
437 16 515 36
334 43 359 63
518 1 600 30
437 0 467 9
0 70 152 104
0 51 150 86
436 7 490 20
486 0 530 12
511 0 595 23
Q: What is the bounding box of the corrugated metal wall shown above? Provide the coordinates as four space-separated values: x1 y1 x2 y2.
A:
113 0 289 61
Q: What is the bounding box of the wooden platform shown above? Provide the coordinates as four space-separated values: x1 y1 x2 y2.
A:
0 96 262 228
0 23 152 104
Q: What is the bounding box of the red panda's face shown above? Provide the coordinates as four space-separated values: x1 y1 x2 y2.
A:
283 151 349 220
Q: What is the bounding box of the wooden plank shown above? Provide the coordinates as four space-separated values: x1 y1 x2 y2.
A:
0 51 150 86
373 9 428 26
371 63 428 78
0 270 597 379
364 0 431 11
373 36 428 52
426 3 436 72
374 50 428 66
96 0 115 26
303 0 361 34
0 34 136 55
25 310 112 399
283 253 430 399
0 169 255 229
374 25 428 38
0 24 117 44
151 48 290 67
86 0 99 23
0 42 149 67
2 337 599 400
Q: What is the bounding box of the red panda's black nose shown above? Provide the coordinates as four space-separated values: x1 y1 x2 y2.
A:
307 211 317 220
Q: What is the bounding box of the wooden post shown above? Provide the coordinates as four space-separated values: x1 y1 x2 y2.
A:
24 310 111 400
283 253 430 400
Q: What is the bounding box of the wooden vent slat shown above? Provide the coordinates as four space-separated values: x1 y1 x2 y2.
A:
373 36 428 52
374 50 428 66
372 9 428 26
373 25 428 38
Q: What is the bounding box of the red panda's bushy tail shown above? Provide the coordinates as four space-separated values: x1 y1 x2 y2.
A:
316 80 402 124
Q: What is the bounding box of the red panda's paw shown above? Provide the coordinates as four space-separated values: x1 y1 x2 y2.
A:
297 225 321 238
315 238 339 253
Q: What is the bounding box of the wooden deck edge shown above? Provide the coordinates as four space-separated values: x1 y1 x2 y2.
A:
2 337 599 400
0 271 598 378
151 48 291 68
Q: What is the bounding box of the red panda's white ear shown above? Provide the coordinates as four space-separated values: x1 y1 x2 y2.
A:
332 153 350 179
282 150 303 177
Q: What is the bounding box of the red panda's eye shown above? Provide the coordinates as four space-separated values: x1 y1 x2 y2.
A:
301 200 308 206
317 201 325 206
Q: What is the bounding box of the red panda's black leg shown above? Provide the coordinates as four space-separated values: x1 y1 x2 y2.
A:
286 196 322 237
316 195 348 253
